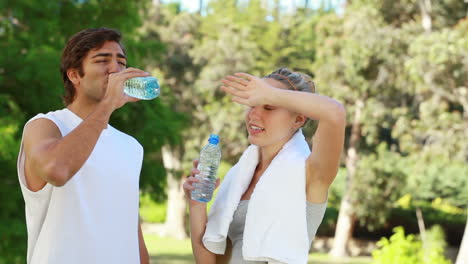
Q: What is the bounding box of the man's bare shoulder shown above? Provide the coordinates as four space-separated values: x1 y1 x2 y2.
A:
23 117 62 150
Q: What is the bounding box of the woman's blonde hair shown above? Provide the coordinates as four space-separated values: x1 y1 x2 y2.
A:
264 68 317 128
264 67 316 93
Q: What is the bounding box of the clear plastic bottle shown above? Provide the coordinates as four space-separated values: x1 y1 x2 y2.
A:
191 134 222 203
124 76 160 100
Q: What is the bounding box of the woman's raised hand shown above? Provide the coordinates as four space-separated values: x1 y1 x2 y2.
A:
221 72 277 107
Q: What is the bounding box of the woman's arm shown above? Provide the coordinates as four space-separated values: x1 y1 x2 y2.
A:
188 203 216 264
183 160 218 264
221 72 346 203
267 86 346 197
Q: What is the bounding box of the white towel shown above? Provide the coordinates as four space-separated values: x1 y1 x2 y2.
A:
203 130 311 264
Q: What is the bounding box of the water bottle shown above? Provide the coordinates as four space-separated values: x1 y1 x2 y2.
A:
124 76 160 100
191 134 222 203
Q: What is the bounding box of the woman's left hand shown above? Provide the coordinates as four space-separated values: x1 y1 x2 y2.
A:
221 72 277 107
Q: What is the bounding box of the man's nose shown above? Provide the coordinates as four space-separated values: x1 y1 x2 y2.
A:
108 59 121 74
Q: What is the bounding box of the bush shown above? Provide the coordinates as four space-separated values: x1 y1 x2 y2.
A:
372 227 420 264
315 202 466 245
371 226 452 264
423 225 452 264
140 193 167 223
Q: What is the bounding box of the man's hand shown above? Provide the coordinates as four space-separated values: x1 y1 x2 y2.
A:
103 68 149 111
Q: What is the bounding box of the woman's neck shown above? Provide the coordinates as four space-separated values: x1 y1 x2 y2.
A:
258 144 282 171
257 130 298 170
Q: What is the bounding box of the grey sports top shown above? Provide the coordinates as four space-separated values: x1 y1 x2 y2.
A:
227 200 327 264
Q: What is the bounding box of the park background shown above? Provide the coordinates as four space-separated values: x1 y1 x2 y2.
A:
1 0 467 263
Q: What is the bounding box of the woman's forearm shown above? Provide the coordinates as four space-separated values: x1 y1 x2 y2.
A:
189 203 216 264
268 88 346 124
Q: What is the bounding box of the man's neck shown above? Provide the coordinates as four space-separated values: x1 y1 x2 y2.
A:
67 99 100 121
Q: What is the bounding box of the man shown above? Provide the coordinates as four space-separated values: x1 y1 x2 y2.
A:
17 28 150 264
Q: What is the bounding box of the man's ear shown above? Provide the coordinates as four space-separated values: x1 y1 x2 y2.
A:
67 68 81 87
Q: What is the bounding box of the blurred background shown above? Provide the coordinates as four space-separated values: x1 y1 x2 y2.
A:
1 0 467 263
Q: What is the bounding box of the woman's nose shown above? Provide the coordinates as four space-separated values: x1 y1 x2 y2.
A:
247 106 262 120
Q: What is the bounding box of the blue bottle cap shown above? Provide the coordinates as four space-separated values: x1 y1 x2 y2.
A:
208 134 219 145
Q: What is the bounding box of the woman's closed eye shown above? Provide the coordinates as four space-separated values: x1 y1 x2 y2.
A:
264 105 276 111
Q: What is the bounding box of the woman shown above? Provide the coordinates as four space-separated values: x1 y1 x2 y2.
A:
183 68 346 264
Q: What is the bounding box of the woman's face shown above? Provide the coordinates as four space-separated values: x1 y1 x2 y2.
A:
244 78 304 148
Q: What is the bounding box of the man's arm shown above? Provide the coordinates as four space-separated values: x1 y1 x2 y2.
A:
23 104 112 189
22 68 148 190
138 217 149 264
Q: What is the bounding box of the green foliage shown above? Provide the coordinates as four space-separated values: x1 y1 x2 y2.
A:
314 2 467 254
140 161 233 223
394 19 468 172
402 158 468 208
328 168 347 207
0 96 26 263
372 227 422 264
0 0 177 261
112 99 185 201
3 0 468 259
140 193 167 223
307 201 467 240
352 144 407 230
353 0 466 30
423 225 452 264
372 226 452 264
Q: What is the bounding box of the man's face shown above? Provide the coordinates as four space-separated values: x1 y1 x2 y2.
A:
76 41 127 102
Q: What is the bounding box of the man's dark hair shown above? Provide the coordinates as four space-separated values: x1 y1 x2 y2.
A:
60 28 125 105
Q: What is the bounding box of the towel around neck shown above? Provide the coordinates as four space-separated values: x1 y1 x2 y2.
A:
203 130 311 264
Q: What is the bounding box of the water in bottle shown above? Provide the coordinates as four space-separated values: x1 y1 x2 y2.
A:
124 76 160 100
191 134 222 203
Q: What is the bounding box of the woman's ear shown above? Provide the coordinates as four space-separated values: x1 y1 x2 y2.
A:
295 114 307 128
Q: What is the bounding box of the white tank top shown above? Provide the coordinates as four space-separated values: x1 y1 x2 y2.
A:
17 108 144 264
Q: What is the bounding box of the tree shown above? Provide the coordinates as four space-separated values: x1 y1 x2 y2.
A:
0 0 175 261
136 2 199 239
394 18 468 263
137 0 261 238
313 5 413 256
137 0 325 239
313 0 467 256
456 217 468 264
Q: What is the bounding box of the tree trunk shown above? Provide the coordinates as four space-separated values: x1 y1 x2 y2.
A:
456 213 468 264
151 0 161 24
330 192 357 257
416 207 427 261
291 0 296 13
416 208 426 243
330 99 363 257
273 0 280 21
419 0 432 32
161 145 187 240
466 0 468 19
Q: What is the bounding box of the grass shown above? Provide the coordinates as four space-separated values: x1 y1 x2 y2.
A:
145 234 194 263
145 234 373 264
309 253 373 264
